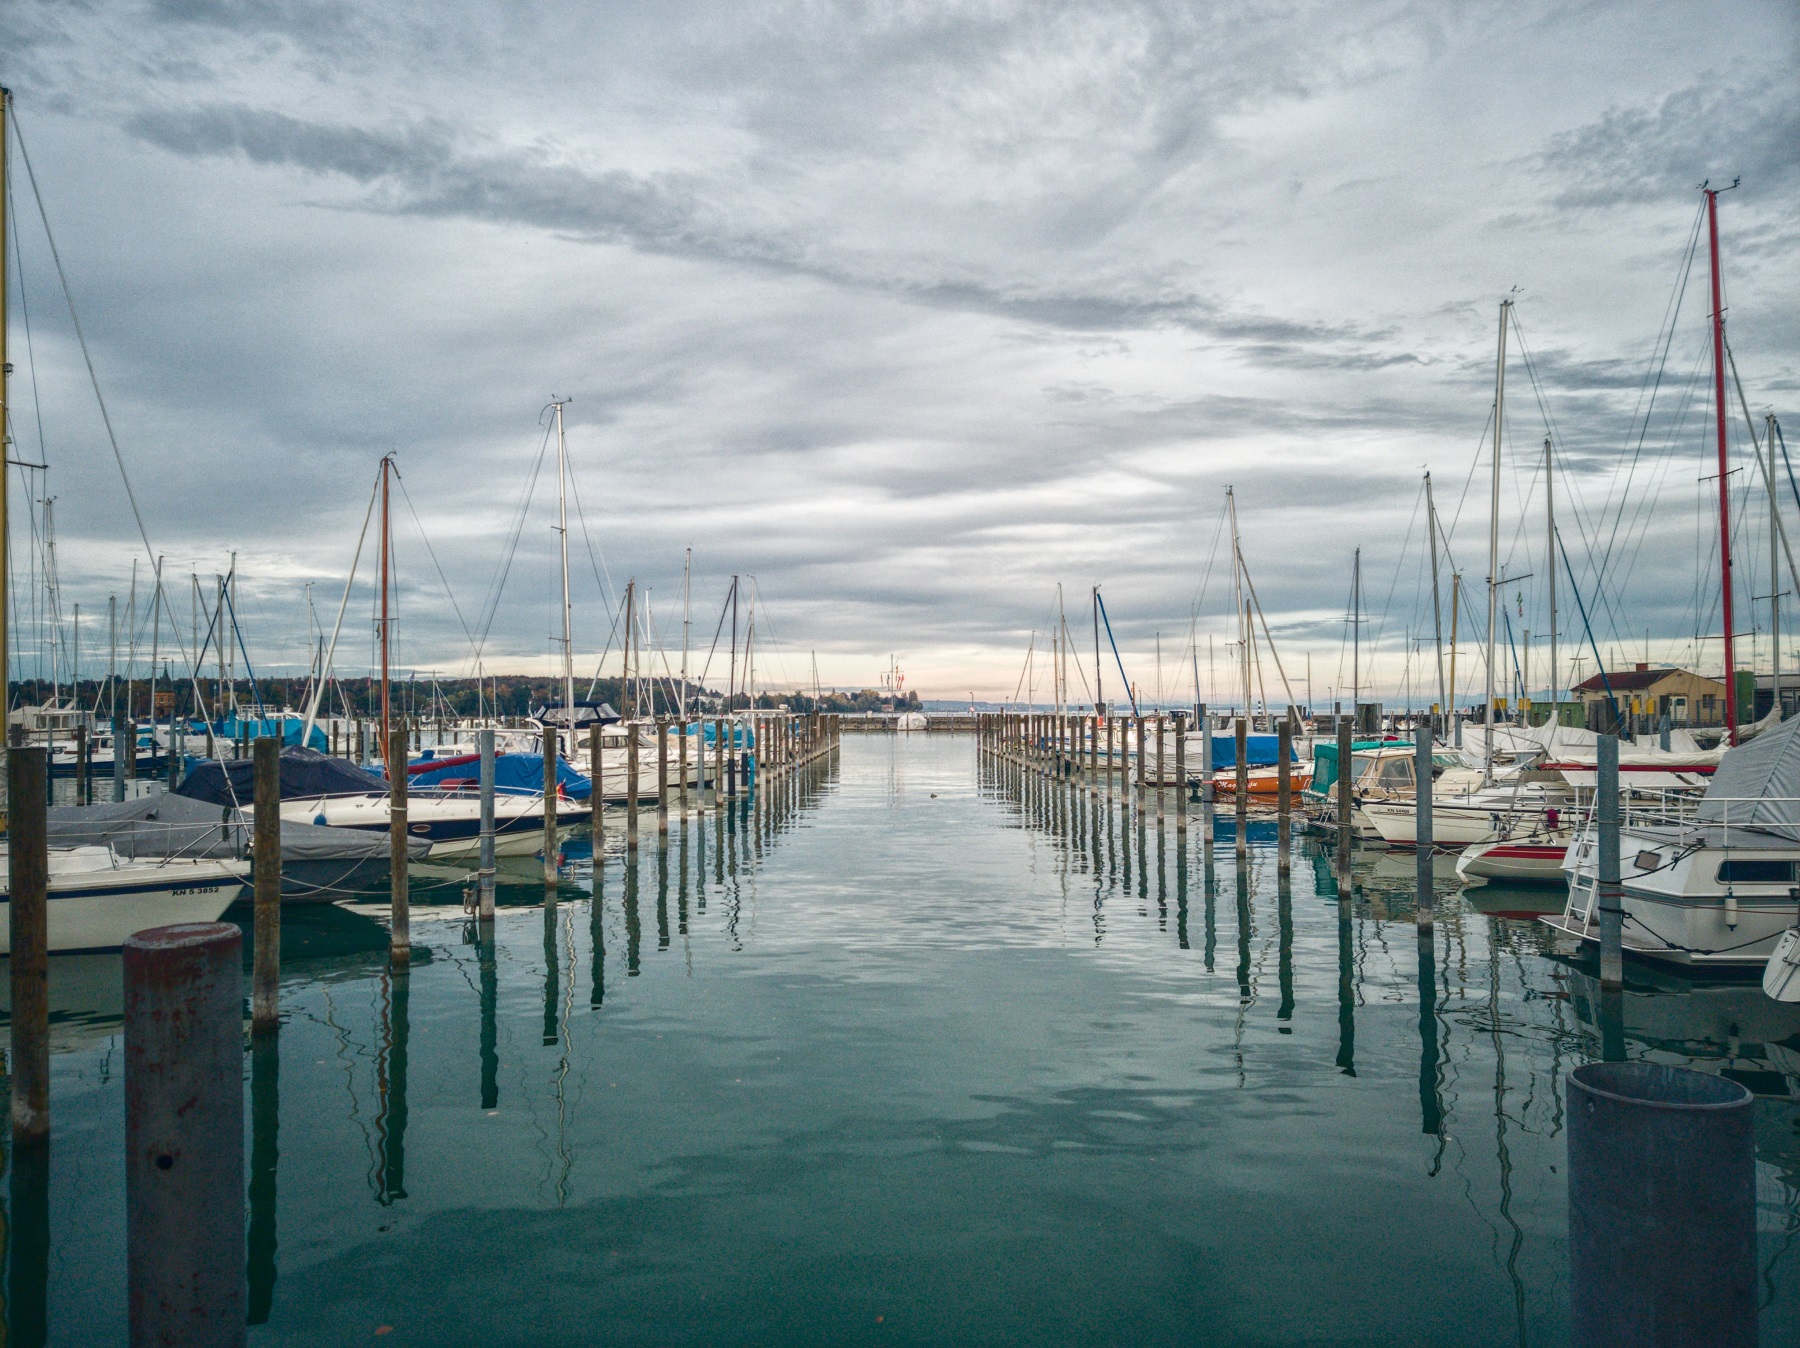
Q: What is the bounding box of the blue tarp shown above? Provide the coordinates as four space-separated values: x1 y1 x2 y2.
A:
210 716 329 752
402 752 593 801
1208 734 1294 771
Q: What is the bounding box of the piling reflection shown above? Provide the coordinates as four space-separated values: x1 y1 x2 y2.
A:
247 1035 280 1324
9 1140 49 1348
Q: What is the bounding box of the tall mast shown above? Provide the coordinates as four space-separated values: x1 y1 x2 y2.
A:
1706 187 1737 743
623 580 635 718
1485 299 1511 783
681 547 691 718
1227 487 1249 718
1092 586 1102 711
1352 546 1361 716
1056 584 1066 716
380 454 392 761
1426 472 1446 725
1772 411 1783 721
728 575 738 713
0 86 9 758
553 400 574 726
1546 437 1558 731
71 602 79 711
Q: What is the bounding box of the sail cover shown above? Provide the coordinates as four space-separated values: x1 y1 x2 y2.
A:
1207 734 1295 771
1696 715 1800 840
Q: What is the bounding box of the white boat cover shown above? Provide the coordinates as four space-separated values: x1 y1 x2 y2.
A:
1697 715 1800 840
47 792 427 862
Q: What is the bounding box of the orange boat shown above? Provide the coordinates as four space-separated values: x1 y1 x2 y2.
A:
1208 764 1314 798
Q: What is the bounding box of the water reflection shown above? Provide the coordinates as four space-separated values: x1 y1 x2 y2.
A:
247 1036 280 1324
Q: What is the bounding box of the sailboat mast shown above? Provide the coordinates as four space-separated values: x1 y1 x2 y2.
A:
1352 546 1361 716
728 576 738 713
1707 188 1738 743
681 547 691 719
1426 472 1446 725
1485 299 1510 783
624 580 635 719
554 401 574 728
380 454 392 761
0 86 9 759
1772 412 1782 721
1227 487 1249 719
1092 586 1103 711
1546 437 1558 729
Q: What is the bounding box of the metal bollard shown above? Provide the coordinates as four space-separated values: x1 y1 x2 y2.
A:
1568 1062 1756 1347
252 736 281 1035
125 922 246 1347
10 746 50 1146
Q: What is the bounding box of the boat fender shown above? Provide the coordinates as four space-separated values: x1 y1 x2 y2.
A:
314 814 328 827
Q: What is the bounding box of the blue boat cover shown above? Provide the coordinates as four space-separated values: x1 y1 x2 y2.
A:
403 752 593 801
212 716 329 752
1209 734 1294 771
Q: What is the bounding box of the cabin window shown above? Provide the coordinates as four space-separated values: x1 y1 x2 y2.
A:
1633 850 1663 871
1374 759 1414 786
1715 858 1797 885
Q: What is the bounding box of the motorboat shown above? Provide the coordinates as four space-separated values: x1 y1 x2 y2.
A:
1541 716 1800 969
0 846 248 954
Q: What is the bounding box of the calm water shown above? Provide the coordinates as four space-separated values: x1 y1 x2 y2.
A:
13 734 1800 1344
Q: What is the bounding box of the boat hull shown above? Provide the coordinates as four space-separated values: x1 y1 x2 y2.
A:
1456 840 1569 885
0 859 248 954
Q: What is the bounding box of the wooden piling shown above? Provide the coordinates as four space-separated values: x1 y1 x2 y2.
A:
1597 733 1622 988
389 726 410 966
478 727 496 923
1414 723 1433 926
9 746 50 1147
124 922 245 1347
1174 712 1188 833
713 717 725 810
1234 717 1249 821
678 718 689 810
113 713 128 802
1335 718 1353 872
1155 714 1166 819
657 719 670 840
628 724 641 849
543 725 560 884
1135 716 1146 797
252 736 281 1035
74 723 89 804
1277 718 1292 872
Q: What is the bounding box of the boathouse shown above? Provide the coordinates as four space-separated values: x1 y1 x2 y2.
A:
1571 664 1730 731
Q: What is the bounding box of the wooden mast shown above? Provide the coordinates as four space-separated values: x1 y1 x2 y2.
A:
1707 187 1738 743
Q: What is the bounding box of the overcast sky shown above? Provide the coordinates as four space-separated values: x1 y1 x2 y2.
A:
5 1 1798 707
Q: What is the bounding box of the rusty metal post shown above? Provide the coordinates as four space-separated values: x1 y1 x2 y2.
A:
252 736 281 1035
124 922 246 1347
9 745 50 1146
389 726 410 966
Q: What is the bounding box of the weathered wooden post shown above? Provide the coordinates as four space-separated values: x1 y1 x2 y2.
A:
543 725 560 883
1277 717 1292 873
627 723 641 850
10 745 50 1148
1198 702 1214 810
1155 714 1166 819
1597 733 1622 989
1135 715 1146 799
389 726 410 966
1234 717 1249 821
1174 712 1188 834
113 712 128 802
74 723 89 804
679 718 689 810
1335 717 1353 873
478 727 496 924
714 716 726 808
124 921 245 1347
252 736 281 1035
657 718 670 841
1414 723 1433 928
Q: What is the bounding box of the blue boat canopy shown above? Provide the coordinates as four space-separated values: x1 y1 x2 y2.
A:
1207 734 1295 771
404 752 593 801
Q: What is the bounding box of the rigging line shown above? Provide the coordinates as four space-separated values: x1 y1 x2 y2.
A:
1554 524 1620 728
694 582 734 690
1592 202 1705 595
391 465 477 652
1237 553 1300 713
582 588 628 702
472 418 554 658
1367 476 1426 665
7 174 51 481
1094 592 1138 717
12 112 205 692
1445 404 1496 544
562 452 619 616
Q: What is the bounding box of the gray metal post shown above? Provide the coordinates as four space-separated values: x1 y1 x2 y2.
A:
657 718 669 841
252 736 281 1035
9 746 49 1146
1597 733 1622 988
1336 717 1353 870
113 712 127 802
1174 712 1187 834
543 724 559 884
1198 703 1213 808
478 728 496 923
1277 717 1292 871
1568 1062 1756 1347
628 724 641 848
1415 723 1433 929
125 922 246 1347
389 726 410 967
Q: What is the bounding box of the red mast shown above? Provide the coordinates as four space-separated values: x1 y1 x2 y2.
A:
374 455 388 755
1708 188 1737 744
